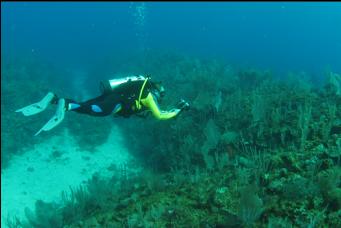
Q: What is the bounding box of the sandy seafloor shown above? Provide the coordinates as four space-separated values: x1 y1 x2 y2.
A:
1 125 132 227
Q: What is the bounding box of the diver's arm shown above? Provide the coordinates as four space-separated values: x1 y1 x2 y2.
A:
141 93 181 120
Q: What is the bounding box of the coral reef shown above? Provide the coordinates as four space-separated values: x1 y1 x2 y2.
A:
4 51 341 227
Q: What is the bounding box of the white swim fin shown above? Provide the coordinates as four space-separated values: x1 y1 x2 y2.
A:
34 99 66 136
15 92 56 116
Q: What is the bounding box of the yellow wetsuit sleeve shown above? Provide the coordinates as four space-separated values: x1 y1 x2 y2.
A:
141 92 180 120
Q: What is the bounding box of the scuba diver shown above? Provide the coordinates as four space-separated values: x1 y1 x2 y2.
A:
15 75 190 136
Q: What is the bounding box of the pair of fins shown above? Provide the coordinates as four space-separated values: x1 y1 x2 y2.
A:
15 92 66 136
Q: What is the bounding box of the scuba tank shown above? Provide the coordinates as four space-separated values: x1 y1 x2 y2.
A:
99 75 148 95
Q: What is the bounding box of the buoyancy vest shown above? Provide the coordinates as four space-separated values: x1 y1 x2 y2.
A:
100 75 153 117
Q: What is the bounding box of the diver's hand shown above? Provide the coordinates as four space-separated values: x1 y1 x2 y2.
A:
176 99 190 111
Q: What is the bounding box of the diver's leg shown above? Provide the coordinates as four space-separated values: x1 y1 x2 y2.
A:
64 94 121 117
34 95 102 136
34 94 122 136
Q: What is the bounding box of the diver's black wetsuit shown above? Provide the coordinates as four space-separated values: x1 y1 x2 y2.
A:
16 76 188 136
64 94 122 117
59 79 157 118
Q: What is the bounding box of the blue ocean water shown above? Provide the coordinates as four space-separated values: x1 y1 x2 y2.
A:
2 2 341 227
2 2 341 78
